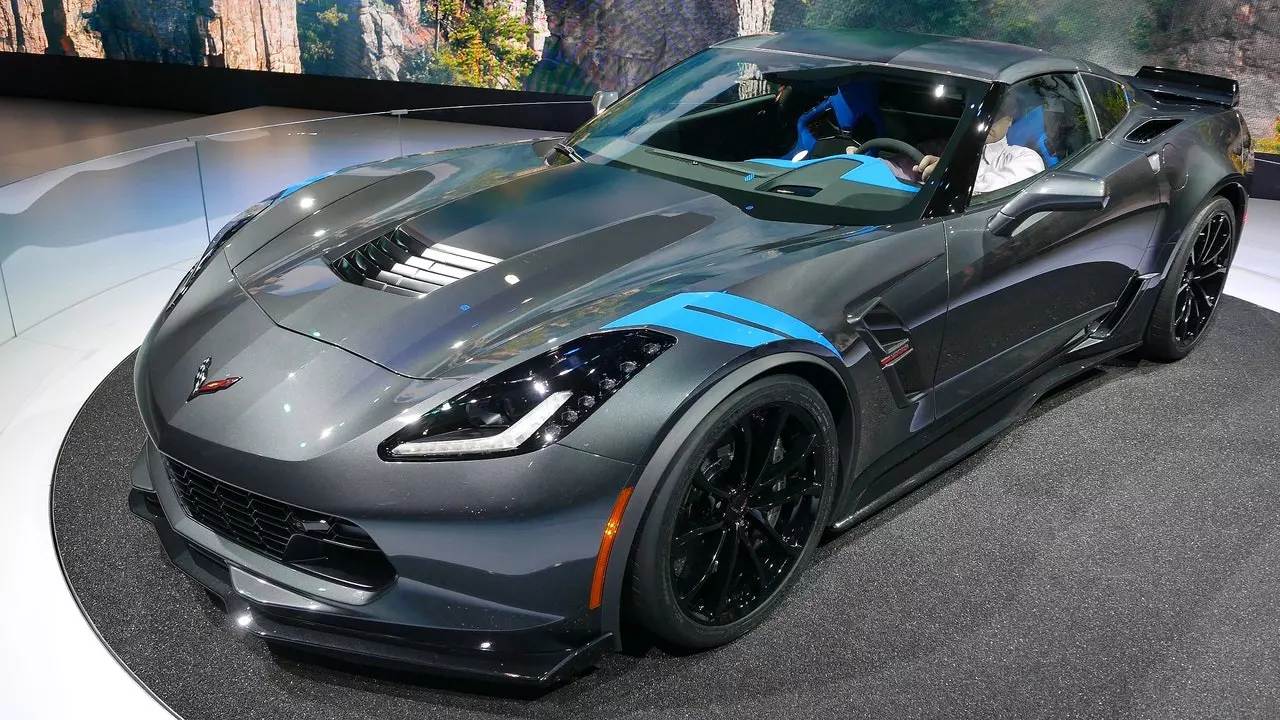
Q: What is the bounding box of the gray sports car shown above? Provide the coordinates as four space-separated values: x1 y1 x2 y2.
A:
129 29 1252 685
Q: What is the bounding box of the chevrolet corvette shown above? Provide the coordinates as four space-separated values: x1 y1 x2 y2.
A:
129 29 1253 685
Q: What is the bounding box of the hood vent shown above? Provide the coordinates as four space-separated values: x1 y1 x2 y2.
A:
331 227 500 298
1125 118 1183 143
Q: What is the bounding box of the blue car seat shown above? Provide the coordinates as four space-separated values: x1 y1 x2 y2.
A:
1005 105 1059 167
785 79 887 159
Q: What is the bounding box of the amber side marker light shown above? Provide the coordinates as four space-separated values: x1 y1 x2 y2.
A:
589 486 634 609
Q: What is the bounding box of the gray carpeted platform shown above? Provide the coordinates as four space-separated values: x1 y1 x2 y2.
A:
52 295 1280 720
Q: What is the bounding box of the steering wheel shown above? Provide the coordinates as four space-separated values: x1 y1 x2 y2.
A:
854 137 925 163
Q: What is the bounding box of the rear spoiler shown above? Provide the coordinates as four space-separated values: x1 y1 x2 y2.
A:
1127 66 1239 108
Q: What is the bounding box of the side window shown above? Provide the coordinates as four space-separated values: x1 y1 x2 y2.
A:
971 73 1093 202
1081 74 1131 137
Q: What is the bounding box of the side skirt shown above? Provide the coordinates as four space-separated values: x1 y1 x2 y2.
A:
830 340 1141 533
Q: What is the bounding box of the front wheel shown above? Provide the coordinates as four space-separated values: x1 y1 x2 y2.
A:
1143 196 1238 361
626 374 837 649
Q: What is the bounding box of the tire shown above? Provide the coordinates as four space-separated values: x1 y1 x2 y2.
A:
626 374 838 649
1143 196 1238 361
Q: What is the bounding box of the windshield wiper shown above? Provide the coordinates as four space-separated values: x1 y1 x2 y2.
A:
551 142 584 163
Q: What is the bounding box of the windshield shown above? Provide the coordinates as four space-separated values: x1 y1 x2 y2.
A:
559 47 983 225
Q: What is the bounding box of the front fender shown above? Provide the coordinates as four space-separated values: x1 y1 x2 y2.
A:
596 348 857 645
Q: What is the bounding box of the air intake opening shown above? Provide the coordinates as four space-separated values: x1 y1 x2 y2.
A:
331 227 500 298
1125 118 1183 143
167 460 396 590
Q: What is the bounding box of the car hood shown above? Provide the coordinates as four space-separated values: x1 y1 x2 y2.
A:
230 142 833 379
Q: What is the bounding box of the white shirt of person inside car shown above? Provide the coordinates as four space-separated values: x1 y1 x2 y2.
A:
912 105 1044 194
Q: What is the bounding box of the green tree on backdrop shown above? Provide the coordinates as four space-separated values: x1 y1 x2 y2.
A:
403 0 537 88
297 0 350 76
804 0 1079 51
1130 0 1186 53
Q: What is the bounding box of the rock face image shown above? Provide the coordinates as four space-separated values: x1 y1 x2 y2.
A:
0 0 48 53
536 0 741 93
1 0 1278 140
87 0 301 72
1145 0 1280 141
46 0 107 56
297 0 432 82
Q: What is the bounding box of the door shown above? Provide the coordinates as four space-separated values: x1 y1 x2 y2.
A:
932 72 1161 416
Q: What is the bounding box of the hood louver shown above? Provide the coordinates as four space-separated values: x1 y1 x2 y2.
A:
331 227 500 298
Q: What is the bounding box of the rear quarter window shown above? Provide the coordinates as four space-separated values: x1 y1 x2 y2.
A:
1082 75 1131 137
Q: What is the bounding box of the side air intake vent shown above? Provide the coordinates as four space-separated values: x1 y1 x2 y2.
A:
1125 118 1183 143
331 227 500 298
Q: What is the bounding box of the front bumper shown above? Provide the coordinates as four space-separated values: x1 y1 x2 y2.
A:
128 440 617 686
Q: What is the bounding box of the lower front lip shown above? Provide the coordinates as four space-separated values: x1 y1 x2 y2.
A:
129 478 613 684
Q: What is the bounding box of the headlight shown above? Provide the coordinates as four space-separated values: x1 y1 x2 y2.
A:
163 193 281 315
381 330 676 460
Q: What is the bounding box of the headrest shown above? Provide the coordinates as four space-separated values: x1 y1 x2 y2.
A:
830 79 880 131
1006 105 1046 149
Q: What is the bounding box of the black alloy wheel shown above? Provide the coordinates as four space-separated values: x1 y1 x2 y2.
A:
1173 208 1234 345
1144 196 1238 361
671 402 824 625
628 375 837 648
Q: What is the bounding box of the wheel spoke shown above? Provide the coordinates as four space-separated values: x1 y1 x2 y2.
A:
692 472 732 501
675 519 726 548
745 408 788 489
754 432 815 491
1192 282 1214 317
1202 227 1228 267
711 531 741 614
742 536 771 591
728 423 755 490
1194 265 1227 282
752 481 822 513
1175 292 1192 333
746 510 801 557
679 528 732 602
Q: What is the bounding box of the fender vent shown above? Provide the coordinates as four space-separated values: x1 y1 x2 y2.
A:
331 227 500 298
1125 118 1183 143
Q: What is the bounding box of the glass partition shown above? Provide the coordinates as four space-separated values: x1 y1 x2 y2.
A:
194 112 404 235
399 101 585 155
0 140 206 335
0 102 586 348
0 264 12 345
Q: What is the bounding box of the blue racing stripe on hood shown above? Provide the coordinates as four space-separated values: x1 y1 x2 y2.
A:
603 292 838 355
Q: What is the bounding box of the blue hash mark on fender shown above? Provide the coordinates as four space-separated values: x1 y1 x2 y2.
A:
603 292 839 355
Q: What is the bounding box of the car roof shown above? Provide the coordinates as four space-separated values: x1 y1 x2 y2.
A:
718 29 1102 84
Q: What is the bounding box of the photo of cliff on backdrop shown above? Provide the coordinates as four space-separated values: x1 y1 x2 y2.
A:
2 0 1278 148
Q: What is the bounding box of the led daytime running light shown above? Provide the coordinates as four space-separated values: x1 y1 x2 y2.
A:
389 391 571 457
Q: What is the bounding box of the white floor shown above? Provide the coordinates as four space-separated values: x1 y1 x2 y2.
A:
0 108 1276 718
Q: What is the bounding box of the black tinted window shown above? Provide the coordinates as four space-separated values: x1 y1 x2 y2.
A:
1082 75 1130 136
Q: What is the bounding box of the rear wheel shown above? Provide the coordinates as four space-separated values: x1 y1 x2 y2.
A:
1143 196 1238 361
627 375 837 648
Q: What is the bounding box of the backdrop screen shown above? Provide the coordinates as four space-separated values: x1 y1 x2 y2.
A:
1 0 1276 145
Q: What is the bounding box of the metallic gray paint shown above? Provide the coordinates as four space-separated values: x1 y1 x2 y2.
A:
130 32 1253 682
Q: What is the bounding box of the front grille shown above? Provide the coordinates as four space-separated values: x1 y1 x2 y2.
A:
167 460 394 589
331 226 500 298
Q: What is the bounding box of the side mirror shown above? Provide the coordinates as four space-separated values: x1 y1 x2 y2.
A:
987 171 1110 237
592 90 620 116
